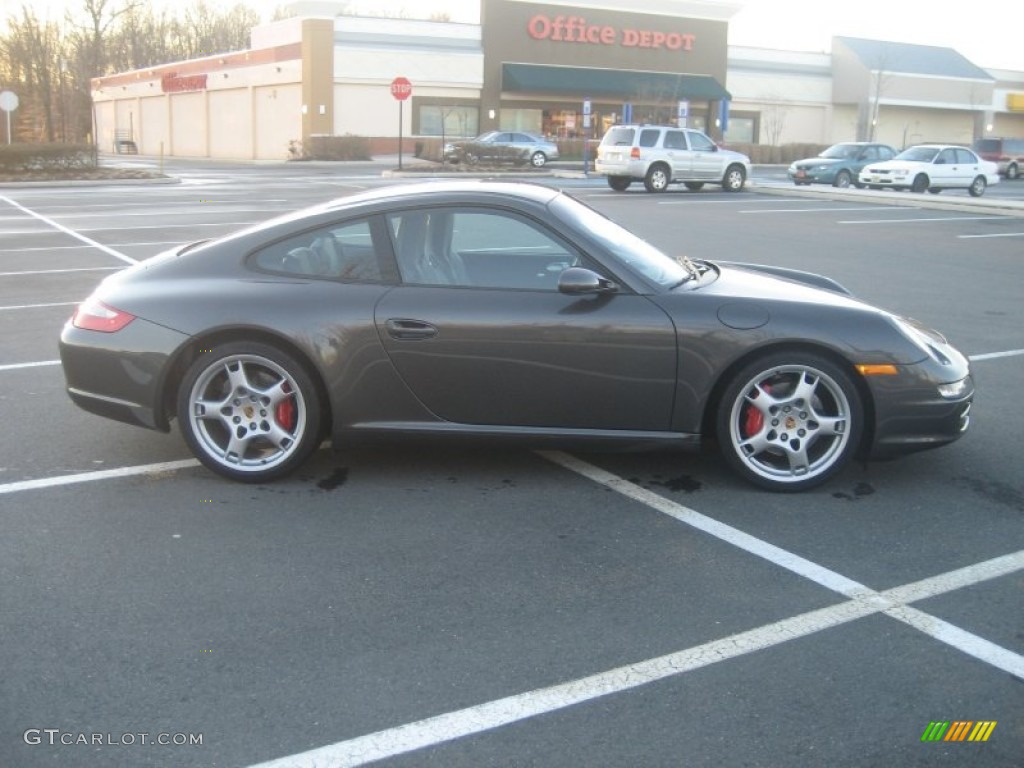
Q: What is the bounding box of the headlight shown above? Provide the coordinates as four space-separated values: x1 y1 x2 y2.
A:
937 378 969 399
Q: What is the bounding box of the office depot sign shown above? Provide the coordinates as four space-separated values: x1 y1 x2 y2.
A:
527 14 696 51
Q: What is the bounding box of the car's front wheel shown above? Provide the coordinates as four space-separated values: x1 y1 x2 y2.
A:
1006 163 1019 180
644 163 670 192
607 176 631 191
716 352 863 491
177 342 323 482
911 174 930 193
968 176 987 197
722 164 746 192
833 170 852 188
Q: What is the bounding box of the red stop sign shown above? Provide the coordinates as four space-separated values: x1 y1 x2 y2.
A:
390 77 412 101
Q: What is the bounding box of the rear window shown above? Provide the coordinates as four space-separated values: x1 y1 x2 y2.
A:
601 127 635 146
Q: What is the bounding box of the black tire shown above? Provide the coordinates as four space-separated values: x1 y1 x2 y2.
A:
607 176 632 191
911 174 929 193
530 151 547 168
928 188 942 195
722 164 746 192
177 341 323 482
1006 164 1019 181
715 352 863 492
644 163 670 192
833 170 852 188
684 181 705 191
968 176 987 197
853 181 865 189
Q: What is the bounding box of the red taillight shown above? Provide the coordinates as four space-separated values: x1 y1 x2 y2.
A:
630 147 641 159
72 299 136 332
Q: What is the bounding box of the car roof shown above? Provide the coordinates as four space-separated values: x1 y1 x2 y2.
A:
320 180 561 210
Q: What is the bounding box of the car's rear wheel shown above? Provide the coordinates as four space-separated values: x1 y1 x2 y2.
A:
644 163 670 192
911 174 929 193
968 176 987 197
177 342 323 482
928 188 942 195
530 151 547 167
722 164 746 192
1007 163 1019 180
833 170 852 188
684 181 705 191
607 176 631 191
716 352 863 491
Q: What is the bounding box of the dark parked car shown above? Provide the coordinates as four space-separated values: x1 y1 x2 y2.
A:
60 182 973 491
443 131 560 167
788 142 897 188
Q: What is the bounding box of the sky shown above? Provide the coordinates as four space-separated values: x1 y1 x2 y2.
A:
13 0 1024 72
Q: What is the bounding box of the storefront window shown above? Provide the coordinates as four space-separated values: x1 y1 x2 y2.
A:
499 108 543 134
724 117 755 144
419 106 479 138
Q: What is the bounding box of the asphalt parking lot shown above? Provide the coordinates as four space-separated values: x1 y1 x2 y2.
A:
1 162 1022 768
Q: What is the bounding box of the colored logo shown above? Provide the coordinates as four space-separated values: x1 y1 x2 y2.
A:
921 721 997 742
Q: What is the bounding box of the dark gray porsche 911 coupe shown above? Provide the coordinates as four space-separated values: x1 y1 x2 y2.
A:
59 181 973 491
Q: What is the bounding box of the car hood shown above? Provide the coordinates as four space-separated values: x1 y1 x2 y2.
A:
792 157 843 167
656 262 935 366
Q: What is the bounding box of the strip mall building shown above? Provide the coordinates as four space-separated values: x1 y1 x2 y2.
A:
90 0 1024 160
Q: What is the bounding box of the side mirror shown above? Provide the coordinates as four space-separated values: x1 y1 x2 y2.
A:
558 267 618 295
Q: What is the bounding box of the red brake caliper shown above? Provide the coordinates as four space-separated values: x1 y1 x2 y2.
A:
275 391 296 432
742 385 766 437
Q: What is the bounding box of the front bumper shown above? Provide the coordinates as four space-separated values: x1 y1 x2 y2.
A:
59 316 190 431
866 362 974 457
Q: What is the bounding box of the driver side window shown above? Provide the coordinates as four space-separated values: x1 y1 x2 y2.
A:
387 209 580 291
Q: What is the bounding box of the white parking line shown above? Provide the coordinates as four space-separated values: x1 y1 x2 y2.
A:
0 301 78 311
0 458 199 495
0 195 138 265
969 349 1024 361
741 206 911 214
839 216 1003 225
0 360 60 372
245 446 1024 768
0 266 122 276
959 232 1024 239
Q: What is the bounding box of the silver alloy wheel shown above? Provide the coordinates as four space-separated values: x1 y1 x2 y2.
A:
725 363 854 487
834 170 852 188
968 176 986 197
722 165 746 191
186 353 307 474
645 164 670 192
530 151 547 167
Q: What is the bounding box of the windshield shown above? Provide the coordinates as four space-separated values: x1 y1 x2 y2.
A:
895 146 940 162
551 195 693 288
820 144 860 159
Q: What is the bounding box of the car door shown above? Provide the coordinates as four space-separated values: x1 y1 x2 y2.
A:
662 130 692 179
375 206 678 431
686 130 722 180
932 147 960 187
956 148 983 185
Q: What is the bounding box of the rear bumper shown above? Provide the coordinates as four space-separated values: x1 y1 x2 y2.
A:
59 317 190 431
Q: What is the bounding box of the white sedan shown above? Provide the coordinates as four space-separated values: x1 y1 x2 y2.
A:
858 144 1000 196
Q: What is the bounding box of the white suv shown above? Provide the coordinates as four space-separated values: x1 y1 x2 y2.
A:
595 125 750 193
